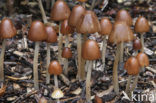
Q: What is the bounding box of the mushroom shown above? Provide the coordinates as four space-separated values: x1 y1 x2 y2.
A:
68 5 86 80
0 18 17 82
108 21 134 94
134 16 150 52
45 26 57 84
115 9 132 62
28 21 47 90
51 88 64 103
50 0 71 63
124 56 140 95
48 60 62 88
130 52 149 92
99 18 112 70
133 37 142 55
82 39 101 102
62 47 72 75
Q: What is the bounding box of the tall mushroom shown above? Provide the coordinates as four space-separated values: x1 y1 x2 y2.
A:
134 16 150 52
45 25 57 84
99 18 112 70
50 0 70 63
0 18 17 82
108 21 134 94
115 9 132 62
28 21 47 90
68 5 86 80
82 40 101 102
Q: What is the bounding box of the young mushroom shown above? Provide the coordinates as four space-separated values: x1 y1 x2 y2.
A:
108 21 134 94
51 88 64 103
50 0 71 63
124 57 140 96
82 39 101 102
28 21 47 90
45 25 57 84
133 37 142 56
99 18 112 70
0 18 17 82
62 47 72 75
134 16 150 52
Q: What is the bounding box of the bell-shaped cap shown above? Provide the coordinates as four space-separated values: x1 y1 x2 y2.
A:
99 18 112 35
76 10 101 34
62 47 72 59
0 18 17 39
77 0 87 2
136 52 149 67
124 57 140 75
115 9 132 26
28 21 47 41
45 25 57 43
134 16 150 33
48 60 62 75
50 0 70 21
133 38 142 50
68 5 85 27
82 40 101 60
51 89 64 99
108 21 134 44
61 19 74 35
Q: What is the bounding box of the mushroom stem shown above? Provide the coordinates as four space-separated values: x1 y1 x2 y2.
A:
56 99 60 103
46 0 50 10
86 60 93 102
54 75 58 88
90 0 96 10
64 59 68 76
51 0 55 7
0 39 6 82
113 43 121 94
140 34 144 52
58 22 63 63
125 75 132 94
101 35 107 70
33 41 40 90
46 43 51 84
120 42 124 63
65 35 69 47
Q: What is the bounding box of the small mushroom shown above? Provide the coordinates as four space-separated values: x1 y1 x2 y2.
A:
133 37 142 55
0 18 17 82
51 89 64 103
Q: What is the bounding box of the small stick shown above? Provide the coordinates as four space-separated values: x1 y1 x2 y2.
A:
101 35 107 70
90 0 96 10
125 75 132 94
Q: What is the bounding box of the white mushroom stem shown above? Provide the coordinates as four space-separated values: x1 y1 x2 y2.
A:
113 43 121 94
33 41 40 90
101 35 107 70
58 22 63 63
65 35 69 47
120 42 124 63
125 75 132 94
51 0 55 7
140 34 144 52
64 35 69 75
46 43 50 84
56 99 60 103
86 60 93 102
0 39 6 82
54 75 58 88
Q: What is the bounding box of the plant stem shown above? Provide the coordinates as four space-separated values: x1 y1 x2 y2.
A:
140 34 144 52
102 35 107 70
46 43 50 84
0 39 6 82
58 22 63 63
64 59 68 76
51 0 55 8
113 43 121 94
33 41 40 90
120 42 124 63
54 75 58 88
65 35 69 47
125 75 132 94
90 0 96 10
77 33 81 80
86 60 93 102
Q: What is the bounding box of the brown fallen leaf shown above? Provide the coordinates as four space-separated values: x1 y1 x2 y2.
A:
94 95 103 103
0 85 6 97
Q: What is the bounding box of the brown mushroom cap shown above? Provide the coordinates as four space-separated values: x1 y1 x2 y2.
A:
61 19 74 35
136 52 149 67
133 38 142 50
28 21 47 41
77 0 87 2
108 21 134 44
115 9 132 26
82 39 101 60
45 25 57 43
48 60 62 75
50 0 70 21
0 18 17 39
134 16 150 33
99 18 112 35
124 57 140 75
62 47 72 59
68 5 85 27
76 10 101 34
